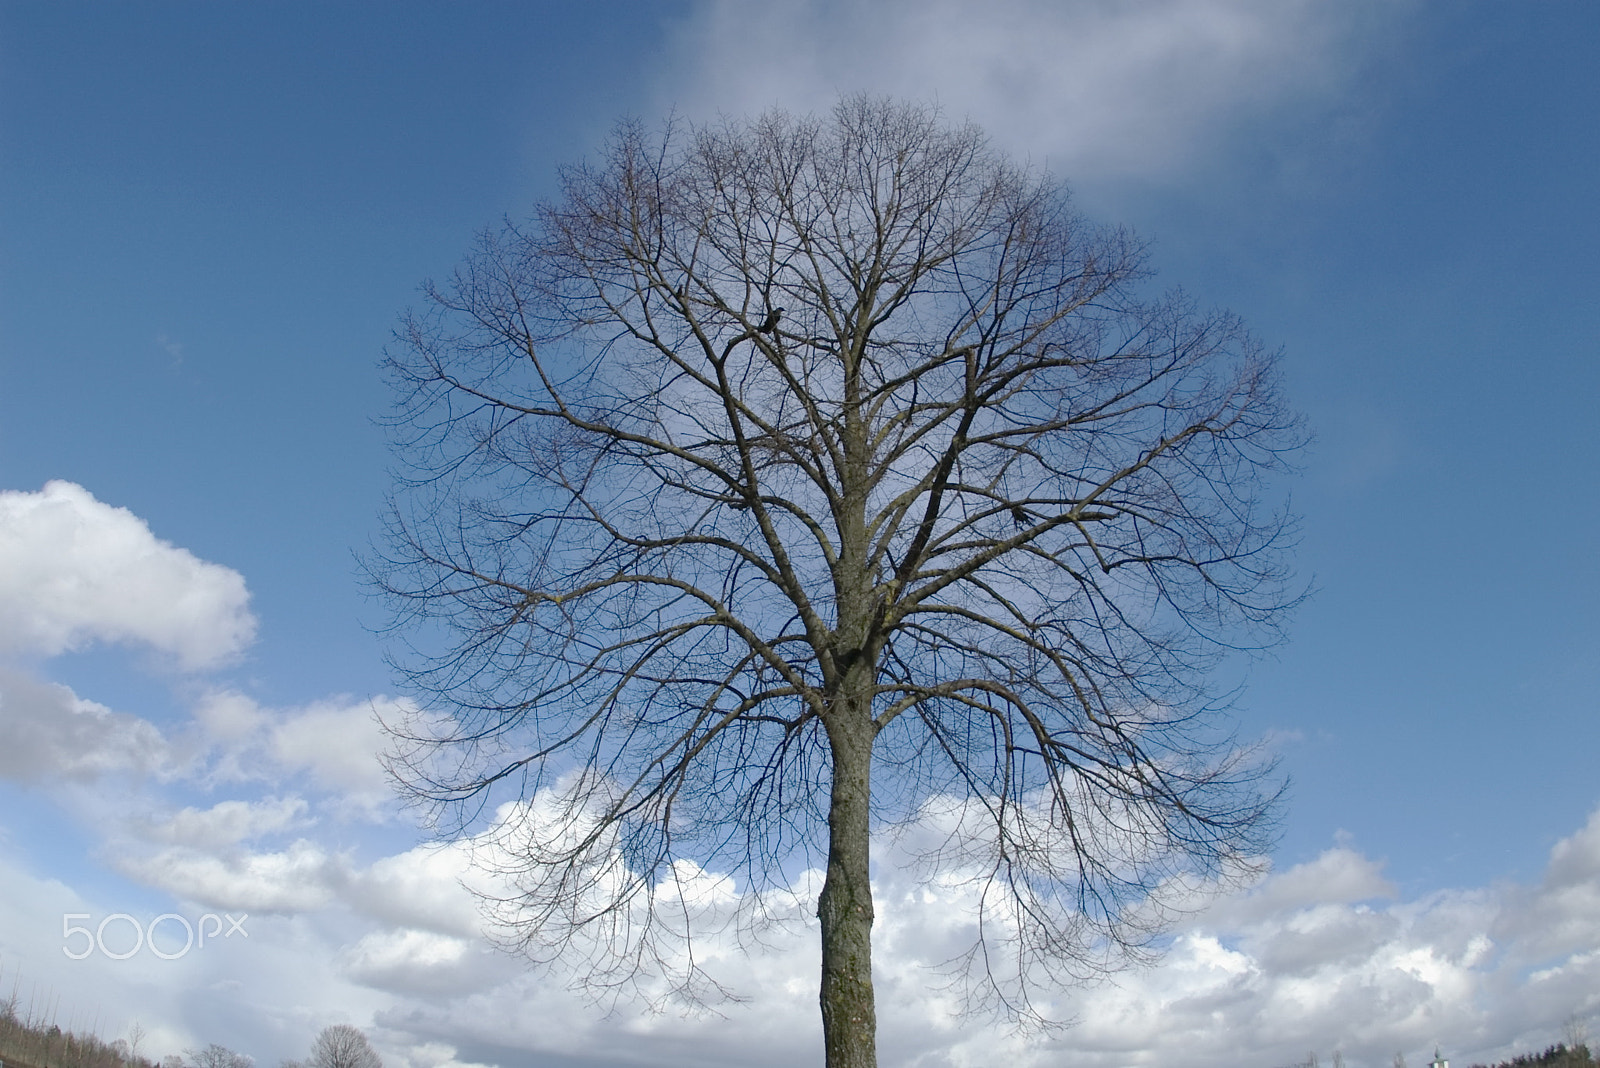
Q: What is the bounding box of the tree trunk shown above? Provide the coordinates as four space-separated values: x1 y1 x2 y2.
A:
818 699 877 1068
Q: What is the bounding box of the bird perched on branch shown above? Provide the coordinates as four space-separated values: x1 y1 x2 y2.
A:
758 308 784 334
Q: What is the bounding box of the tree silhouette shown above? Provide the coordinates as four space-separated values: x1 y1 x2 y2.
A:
379 97 1300 1068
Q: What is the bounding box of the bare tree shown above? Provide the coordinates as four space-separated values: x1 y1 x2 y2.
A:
184 1046 252 1068
307 1027 379 1068
378 97 1299 1068
1564 1016 1592 1065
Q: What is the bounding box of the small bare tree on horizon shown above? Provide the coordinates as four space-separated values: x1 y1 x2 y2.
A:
183 1045 251 1068
307 1026 379 1068
377 96 1301 1068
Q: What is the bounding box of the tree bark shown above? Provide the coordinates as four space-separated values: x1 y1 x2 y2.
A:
818 691 877 1068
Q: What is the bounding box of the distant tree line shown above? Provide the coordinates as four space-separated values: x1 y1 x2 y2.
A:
1470 1043 1595 1068
0 996 377 1068
3 979 1593 1068
1279 1042 1595 1068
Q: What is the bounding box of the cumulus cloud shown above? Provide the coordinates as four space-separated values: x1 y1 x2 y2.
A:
0 678 398 810
1496 807 1600 964
185 689 404 819
269 696 397 811
349 842 482 938
140 797 312 850
1203 844 1395 927
192 688 271 744
0 665 175 782
340 928 510 997
95 694 415 909
653 0 1410 189
116 838 350 913
0 481 256 669
39 685 411 922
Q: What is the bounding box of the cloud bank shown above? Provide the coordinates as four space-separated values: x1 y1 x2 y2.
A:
103 799 1586 1068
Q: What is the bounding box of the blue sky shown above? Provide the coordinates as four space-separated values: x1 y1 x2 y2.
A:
0 2 1596 1067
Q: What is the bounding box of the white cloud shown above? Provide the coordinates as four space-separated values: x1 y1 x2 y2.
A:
653 0 1410 189
0 666 175 782
141 797 312 850
268 697 396 812
116 839 349 913
0 481 256 670
0 674 398 810
380 1042 497 1068
349 842 481 938
192 689 270 745
183 689 403 819
1204 844 1395 927
339 928 507 997
1496 807 1600 964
